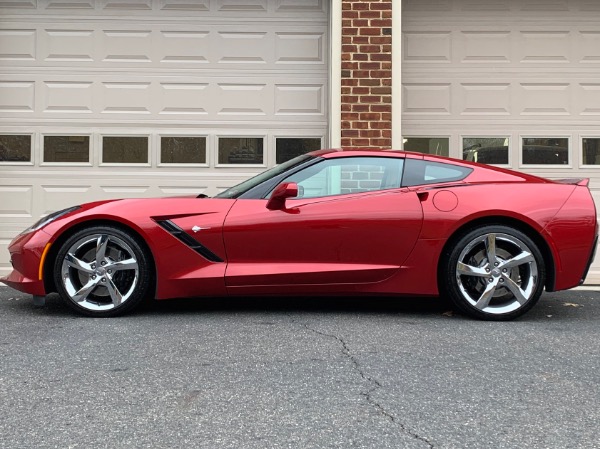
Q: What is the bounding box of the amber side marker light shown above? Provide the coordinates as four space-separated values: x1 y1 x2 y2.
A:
39 242 52 280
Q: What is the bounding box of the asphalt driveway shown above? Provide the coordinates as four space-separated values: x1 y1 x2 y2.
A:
0 286 598 449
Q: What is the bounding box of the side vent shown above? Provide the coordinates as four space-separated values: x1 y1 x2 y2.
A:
156 220 224 263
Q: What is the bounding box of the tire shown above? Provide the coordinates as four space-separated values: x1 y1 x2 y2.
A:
441 225 546 321
53 225 152 317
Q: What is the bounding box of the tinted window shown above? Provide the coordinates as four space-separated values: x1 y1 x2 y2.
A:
215 154 315 199
403 159 472 187
0 135 31 162
280 157 404 199
583 138 600 165
522 137 568 165
462 137 509 165
276 137 322 164
403 137 449 157
218 137 263 165
44 136 89 163
161 136 206 164
103 136 148 164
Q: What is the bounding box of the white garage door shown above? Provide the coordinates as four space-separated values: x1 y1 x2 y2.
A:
402 0 600 284
0 0 329 276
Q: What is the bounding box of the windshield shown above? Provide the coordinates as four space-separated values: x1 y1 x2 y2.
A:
214 154 315 199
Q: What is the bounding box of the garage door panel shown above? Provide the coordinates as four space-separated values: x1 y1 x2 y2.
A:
403 34 600 72
274 84 324 116
158 186 208 196
101 29 153 63
403 31 451 63
0 23 327 70
159 30 209 64
579 83 600 115
0 28 36 61
159 83 209 116
42 81 94 114
217 83 269 116
0 186 33 218
217 31 268 63
0 75 327 123
44 0 95 8
217 0 267 12
275 0 325 13
100 0 153 11
43 29 94 62
458 31 511 63
459 83 511 116
158 0 210 12
0 81 35 113
403 0 453 13
579 31 600 62
519 0 570 12
519 83 570 116
402 83 451 115
404 0 599 14
519 31 570 63
275 32 324 64
100 82 152 115
0 0 36 9
400 77 600 123
40 185 97 215
99 185 150 196
457 0 511 12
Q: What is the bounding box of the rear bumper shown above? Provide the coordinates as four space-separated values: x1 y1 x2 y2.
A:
0 229 51 296
580 234 598 285
543 185 598 291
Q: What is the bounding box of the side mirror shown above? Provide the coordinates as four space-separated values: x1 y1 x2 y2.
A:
266 182 298 210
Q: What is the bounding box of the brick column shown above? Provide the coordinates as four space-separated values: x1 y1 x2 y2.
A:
341 0 392 148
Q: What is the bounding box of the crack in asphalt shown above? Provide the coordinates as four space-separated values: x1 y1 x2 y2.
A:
300 322 435 449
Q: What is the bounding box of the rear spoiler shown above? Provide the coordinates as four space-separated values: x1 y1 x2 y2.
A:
553 178 590 187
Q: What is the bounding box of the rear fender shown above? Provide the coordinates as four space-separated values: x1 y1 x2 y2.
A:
542 185 597 290
414 183 576 295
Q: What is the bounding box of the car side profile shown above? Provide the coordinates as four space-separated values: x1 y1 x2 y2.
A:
2 149 597 320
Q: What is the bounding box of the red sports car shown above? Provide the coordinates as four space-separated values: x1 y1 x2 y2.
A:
2 149 597 320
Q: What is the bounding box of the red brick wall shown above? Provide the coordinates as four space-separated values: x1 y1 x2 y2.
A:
341 0 392 149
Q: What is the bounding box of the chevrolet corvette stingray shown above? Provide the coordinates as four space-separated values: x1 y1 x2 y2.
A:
2 149 597 320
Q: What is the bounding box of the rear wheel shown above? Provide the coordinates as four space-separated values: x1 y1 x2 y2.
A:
53 226 152 317
441 225 545 320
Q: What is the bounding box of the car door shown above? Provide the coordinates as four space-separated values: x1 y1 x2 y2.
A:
222 156 424 290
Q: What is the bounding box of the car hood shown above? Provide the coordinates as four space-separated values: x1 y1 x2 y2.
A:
41 196 238 240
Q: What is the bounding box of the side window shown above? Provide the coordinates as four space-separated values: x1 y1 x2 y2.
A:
403 159 472 187
280 157 404 199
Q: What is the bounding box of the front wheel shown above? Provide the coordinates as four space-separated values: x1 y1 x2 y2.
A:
441 225 546 320
53 226 152 317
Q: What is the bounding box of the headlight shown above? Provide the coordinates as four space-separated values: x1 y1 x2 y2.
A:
21 206 80 235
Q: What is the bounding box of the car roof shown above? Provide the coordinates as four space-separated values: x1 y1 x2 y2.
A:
313 148 425 159
312 148 551 184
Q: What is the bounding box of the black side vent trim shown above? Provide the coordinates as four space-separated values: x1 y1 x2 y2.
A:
156 220 224 263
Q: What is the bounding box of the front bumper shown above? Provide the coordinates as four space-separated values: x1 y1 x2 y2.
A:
1 229 52 296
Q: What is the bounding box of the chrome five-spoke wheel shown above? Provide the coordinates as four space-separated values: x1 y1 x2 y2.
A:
54 226 151 317
443 225 545 320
